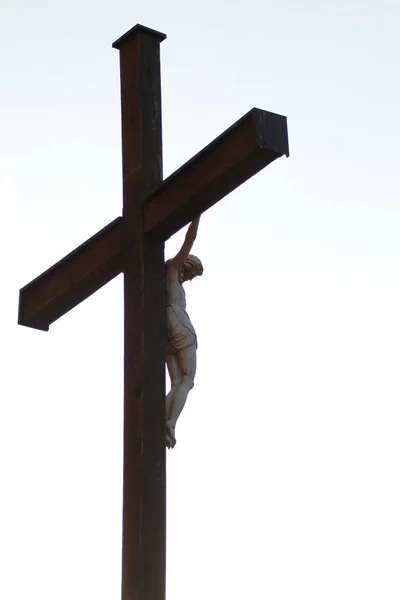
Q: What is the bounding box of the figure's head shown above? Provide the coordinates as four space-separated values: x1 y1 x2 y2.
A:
181 254 203 282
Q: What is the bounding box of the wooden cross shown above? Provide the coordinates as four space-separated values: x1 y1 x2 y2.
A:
18 24 289 600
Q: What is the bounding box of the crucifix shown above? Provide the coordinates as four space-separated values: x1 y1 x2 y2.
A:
18 23 289 600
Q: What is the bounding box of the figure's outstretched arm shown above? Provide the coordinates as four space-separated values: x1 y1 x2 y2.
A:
170 216 200 265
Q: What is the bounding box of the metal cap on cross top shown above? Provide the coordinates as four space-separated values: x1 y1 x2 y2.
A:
112 23 167 49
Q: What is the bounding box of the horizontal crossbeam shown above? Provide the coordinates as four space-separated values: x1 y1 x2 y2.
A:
144 108 289 239
18 108 288 331
18 218 122 331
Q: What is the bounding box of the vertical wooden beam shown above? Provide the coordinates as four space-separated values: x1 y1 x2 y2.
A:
113 25 166 600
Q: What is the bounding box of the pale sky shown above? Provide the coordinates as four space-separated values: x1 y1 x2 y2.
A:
2 1 400 599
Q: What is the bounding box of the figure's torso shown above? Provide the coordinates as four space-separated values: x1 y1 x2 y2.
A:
165 261 196 352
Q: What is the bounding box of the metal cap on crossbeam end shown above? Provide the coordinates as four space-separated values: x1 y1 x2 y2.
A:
112 24 167 49
251 108 290 158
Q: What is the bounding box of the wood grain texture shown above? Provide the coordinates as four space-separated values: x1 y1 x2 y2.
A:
144 108 289 239
116 28 166 600
18 110 288 331
18 218 122 331
17 22 290 600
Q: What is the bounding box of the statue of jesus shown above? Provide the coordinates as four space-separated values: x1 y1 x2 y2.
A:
165 216 203 449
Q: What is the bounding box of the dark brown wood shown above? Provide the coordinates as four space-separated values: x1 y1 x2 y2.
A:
18 109 288 332
18 218 122 331
17 22 290 600
115 27 166 600
144 108 289 239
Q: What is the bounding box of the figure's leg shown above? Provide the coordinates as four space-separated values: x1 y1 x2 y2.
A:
166 343 197 447
166 353 181 448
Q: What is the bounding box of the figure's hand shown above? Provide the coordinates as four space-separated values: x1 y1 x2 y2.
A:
170 217 201 266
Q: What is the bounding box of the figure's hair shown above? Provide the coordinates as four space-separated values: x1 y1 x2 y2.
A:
184 255 203 272
182 254 203 280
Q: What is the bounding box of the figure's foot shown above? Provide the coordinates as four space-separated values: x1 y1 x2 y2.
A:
166 421 176 449
166 430 173 449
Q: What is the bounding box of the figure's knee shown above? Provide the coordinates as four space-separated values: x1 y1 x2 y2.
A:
181 374 195 390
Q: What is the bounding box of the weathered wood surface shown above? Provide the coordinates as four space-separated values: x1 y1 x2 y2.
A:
18 218 122 331
17 21 290 600
115 26 167 600
144 108 289 239
18 108 288 331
